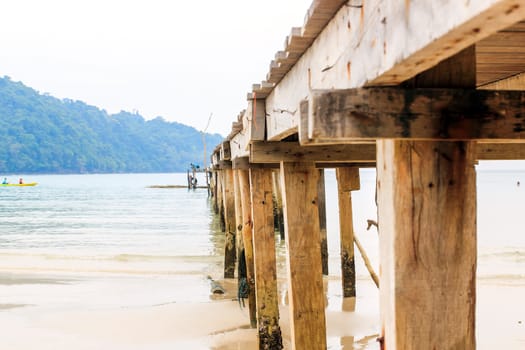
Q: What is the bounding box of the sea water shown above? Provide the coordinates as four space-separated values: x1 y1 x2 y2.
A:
0 166 524 348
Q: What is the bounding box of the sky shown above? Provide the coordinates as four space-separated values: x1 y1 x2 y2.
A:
0 0 313 136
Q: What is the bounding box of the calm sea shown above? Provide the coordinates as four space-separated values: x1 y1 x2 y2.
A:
0 167 524 287
0 167 524 348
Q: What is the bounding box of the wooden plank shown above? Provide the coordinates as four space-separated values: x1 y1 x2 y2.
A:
232 158 279 170
250 98 266 142
217 170 226 232
248 141 525 162
250 168 283 348
377 140 477 350
238 169 257 328
264 0 525 140
479 71 525 90
229 132 250 161
336 167 360 310
271 169 285 240
222 168 236 278
304 88 525 143
250 141 376 163
280 161 326 350
318 169 328 276
221 141 231 161
233 169 244 269
477 142 525 159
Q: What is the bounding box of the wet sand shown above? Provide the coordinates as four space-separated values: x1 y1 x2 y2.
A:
0 269 524 349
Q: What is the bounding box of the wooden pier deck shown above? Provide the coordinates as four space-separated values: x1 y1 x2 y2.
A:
210 1 525 349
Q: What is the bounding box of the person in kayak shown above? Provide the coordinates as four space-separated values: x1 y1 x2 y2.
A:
19 178 23 184
2 178 8 184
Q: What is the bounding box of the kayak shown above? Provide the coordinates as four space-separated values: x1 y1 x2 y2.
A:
0 183 38 187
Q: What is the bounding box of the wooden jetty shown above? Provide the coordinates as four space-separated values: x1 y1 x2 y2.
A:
210 1 525 349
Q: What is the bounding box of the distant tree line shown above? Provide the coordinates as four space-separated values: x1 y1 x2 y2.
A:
0 76 223 174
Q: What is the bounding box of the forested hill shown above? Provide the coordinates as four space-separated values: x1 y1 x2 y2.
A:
0 76 223 174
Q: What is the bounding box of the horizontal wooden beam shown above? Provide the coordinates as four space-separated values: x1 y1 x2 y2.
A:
232 157 279 170
250 141 376 163
477 142 525 159
303 88 525 142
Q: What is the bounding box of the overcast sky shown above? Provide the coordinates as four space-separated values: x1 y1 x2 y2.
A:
0 0 312 136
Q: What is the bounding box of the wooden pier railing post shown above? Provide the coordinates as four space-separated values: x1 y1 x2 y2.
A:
223 167 236 279
250 168 283 348
336 167 360 310
238 169 257 328
281 161 327 350
317 169 329 276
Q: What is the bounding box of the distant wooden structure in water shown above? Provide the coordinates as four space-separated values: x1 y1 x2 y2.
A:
187 163 211 192
210 1 525 349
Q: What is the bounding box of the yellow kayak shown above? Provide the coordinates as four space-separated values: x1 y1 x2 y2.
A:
0 183 38 187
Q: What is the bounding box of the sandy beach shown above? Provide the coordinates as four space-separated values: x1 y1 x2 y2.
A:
1 268 523 349
0 268 381 350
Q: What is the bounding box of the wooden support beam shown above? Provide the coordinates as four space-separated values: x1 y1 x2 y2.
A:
280 162 327 350
477 141 525 159
377 140 477 350
222 168 236 279
377 43 477 350
233 169 245 273
232 157 279 170
272 170 285 241
251 141 376 163
336 167 360 310
238 169 257 328
318 169 328 276
250 168 283 348
221 141 231 161
217 170 226 232
211 171 219 214
303 88 525 143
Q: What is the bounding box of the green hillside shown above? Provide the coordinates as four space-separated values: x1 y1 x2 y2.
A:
0 76 223 173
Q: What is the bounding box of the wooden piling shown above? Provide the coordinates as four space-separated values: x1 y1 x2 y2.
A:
222 168 236 279
336 167 360 308
377 46 477 350
250 168 283 348
280 161 326 350
217 170 226 232
211 171 219 214
377 140 477 350
317 169 328 276
271 170 285 240
233 170 244 259
238 169 257 328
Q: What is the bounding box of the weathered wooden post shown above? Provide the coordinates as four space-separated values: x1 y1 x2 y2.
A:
336 167 360 310
280 161 326 350
233 169 244 261
238 169 257 328
318 168 329 276
377 47 477 350
271 170 285 240
222 167 236 278
217 170 226 232
210 170 217 212
250 167 283 348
